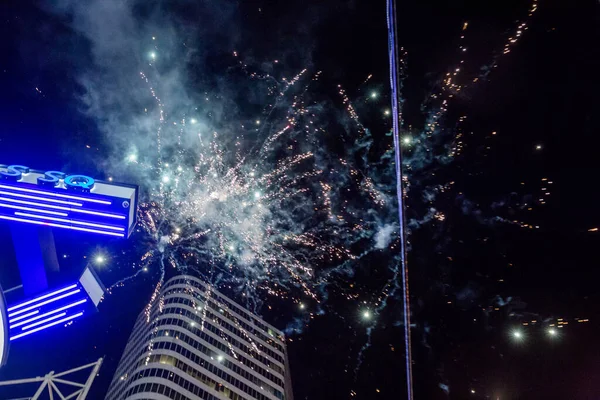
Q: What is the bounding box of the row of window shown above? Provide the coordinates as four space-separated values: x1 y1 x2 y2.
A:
163 285 285 351
110 275 287 400
162 294 286 360
161 303 286 367
132 362 248 400
110 313 286 400
155 327 285 387
152 298 285 376
165 277 283 339
150 338 284 398
106 314 157 400
123 380 200 400
155 313 285 375
139 350 280 400
162 288 285 353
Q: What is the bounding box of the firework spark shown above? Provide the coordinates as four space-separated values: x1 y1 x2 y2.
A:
111 66 395 317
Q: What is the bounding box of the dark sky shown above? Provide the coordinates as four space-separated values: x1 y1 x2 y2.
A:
0 0 599 399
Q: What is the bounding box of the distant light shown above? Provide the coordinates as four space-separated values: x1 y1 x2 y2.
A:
535 144 542 150
217 355 224 362
362 310 371 320
94 255 105 265
370 92 378 99
384 109 390 116
174 227 181 233
512 330 523 340
228 244 235 251
162 175 170 183
177 166 183 172
256 120 261 125
548 328 557 337
143 267 148 272
190 322 195 327
470 389 476 394
190 118 197 124
250 171 255 177
254 191 261 199
149 51 156 60
402 137 411 145
299 303 305 310
127 154 137 162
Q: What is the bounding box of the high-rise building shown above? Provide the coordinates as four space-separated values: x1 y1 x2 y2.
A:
105 275 293 400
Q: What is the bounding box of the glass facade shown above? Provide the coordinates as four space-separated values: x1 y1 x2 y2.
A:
105 275 293 400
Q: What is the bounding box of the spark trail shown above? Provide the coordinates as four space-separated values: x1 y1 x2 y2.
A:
113 64 398 319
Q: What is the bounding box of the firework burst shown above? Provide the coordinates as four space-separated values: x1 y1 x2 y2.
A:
109 66 397 314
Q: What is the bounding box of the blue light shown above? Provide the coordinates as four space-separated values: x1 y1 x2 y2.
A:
0 197 74 211
0 165 137 239
0 215 125 237
0 184 112 204
0 165 29 181
8 289 81 318
64 175 95 191
8 284 78 313
0 190 82 206
21 312 67 330
15 212 125 232
10 312 84 341
10 299 87 328
0 197 126 219
8 310 39 323
70 209 126 220
0 202 68 216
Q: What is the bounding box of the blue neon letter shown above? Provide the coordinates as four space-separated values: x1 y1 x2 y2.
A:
0 165 30 181
64 175 95 192
37 171 65 187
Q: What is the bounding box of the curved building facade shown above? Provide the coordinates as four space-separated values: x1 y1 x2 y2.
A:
105 275 293 400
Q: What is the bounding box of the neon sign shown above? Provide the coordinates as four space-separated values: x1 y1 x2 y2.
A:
6 267 105 341
0 164 138 238
1 165 96 192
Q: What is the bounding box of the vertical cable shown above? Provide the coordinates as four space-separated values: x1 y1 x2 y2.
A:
386 0 414 399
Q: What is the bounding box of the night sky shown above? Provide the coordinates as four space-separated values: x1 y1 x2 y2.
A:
0 0 599 399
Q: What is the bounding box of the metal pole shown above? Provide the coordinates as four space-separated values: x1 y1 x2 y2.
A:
77 358 103 399
0 359 103 400
386 0 414 399
31 373 52 400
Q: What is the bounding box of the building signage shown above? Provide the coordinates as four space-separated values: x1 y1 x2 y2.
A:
0 164 138 238
7 266 105 341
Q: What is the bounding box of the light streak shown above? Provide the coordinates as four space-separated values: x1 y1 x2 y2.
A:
10 299 87 328
0 202 69 216
8 284 79 313
0 215 125 237
10 312 85 341
8 289 81 318
0 190 82 206
14 212 125 231
0 184 111 204
21 312 68 330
